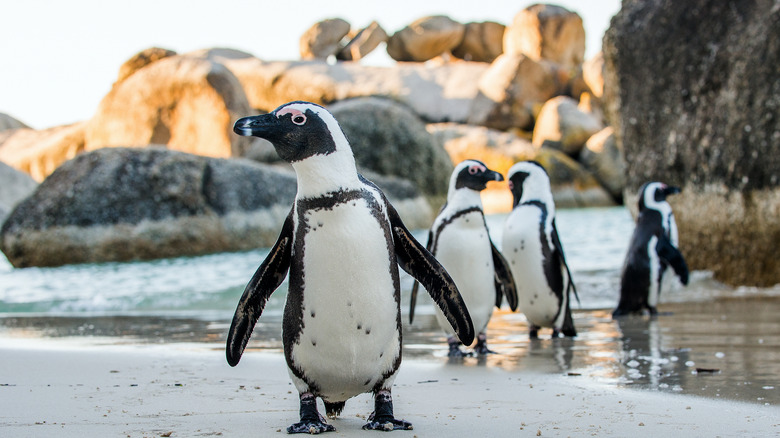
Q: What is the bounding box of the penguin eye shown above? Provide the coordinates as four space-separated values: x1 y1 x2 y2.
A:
291 114 307 125
468 165 480 175
508 181 514 190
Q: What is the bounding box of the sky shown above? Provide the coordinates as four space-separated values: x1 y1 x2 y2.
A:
1 0 621 130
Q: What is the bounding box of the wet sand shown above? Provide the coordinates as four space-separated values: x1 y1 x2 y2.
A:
1 296 779 436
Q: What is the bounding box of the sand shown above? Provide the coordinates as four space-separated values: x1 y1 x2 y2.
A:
1 338 777 437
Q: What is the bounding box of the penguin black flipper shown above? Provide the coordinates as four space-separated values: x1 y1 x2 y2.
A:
408 230 434 324
490 240 518 311
388 205 475 346
656 235 689 285
226 209 294 367
552 220 580 305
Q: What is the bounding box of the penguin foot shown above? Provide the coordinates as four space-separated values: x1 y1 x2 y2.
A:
447 337 471 357
288 393 336 434
473 333 496 355
529 326 540 339
287 420 336 434
362 390 413 431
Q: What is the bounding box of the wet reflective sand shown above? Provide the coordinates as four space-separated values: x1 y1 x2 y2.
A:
1 296 778 406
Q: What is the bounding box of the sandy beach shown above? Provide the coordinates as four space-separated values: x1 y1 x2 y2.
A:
1 319 778 438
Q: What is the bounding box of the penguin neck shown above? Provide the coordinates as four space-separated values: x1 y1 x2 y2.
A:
292 150 361 199
447 188 484 211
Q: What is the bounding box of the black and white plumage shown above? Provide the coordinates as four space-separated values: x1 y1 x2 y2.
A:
227 101 474 434
501 161 577 339
613 182 689 317
409 159 517 357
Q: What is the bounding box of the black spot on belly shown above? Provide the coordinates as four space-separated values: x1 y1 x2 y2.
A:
357 323 362 330
365 328 371 335
534 294 538 299
363 379 371 386
311 339 317 346
379 352 384 358
530 300 535 305
310 311 316 318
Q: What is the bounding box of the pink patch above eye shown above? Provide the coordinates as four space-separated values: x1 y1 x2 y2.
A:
468 163 486 174
277 107 304 119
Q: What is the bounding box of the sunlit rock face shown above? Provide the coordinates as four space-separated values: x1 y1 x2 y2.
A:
604 0 780 286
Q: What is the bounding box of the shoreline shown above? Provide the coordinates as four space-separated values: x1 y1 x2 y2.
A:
1 341 778 437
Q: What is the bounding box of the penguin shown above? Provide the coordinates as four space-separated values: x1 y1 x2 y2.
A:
501 161 578 339
409 159 517 357
226 101 474 434
613 182 689 317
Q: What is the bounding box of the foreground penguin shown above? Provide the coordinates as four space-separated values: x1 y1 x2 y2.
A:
409 160 517 357
613 182 689 317
501 161 577 339
227 101 474 434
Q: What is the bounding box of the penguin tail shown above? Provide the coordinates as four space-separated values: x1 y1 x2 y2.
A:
325 401 346 418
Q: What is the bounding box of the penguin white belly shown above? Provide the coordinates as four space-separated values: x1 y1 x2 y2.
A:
289 200 400 401
647 235 661 308
502 207 560 328
432 220 495 336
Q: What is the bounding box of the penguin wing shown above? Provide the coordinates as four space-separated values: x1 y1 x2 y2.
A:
409 229 434 324
656 235 689 285
226 209 294 367
388 204 475 346
490 240 518 311
552 220 580 305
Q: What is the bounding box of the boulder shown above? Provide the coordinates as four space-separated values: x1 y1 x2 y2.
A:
468 54 566 131
503 4 586 71
337 21 388 61
215 56 488 126
0 113 29 132
0 147 434 267
116 47 177 83
579 127 625 202
451 21 505 63
328 97 452 204
533 148 615 208
0 122 87 181
532 96 604 156
604 0 780 286
582 51 605 98
85 54 258 159
386 15 465 62
0 161 37 223
299 18 351 60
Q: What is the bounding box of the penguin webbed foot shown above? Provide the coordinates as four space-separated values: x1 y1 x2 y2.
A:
447 337 472 357
288 393 336 434
362 390 413 431
529 326 540 339
473 333 497 355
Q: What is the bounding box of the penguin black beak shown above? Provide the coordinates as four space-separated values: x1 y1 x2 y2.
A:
662 185 682 197
233 114 278 137
489 170 504 182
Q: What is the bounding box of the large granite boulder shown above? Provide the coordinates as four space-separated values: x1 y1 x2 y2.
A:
579 127 625 202
0 113 29 132
85 54 259 159
451 21 505 63
532 95 604 156
468 54 566 131
604 0 780 286
212 54 488 126
503 4 586 71
337 21 388 61
116 47 177 83
328 97 452 204
386 16 465 62
0 161 37 223
299 18 352 60
0 122 87 181
0 147 432 267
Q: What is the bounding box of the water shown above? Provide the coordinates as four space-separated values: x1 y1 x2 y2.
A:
2 206 779 405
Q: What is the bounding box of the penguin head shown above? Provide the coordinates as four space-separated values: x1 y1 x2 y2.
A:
638 182 681 212
233 101 350 163
449 160 504 195
506 161 552 208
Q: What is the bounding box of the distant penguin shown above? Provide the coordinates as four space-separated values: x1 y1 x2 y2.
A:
613 182 689 317
409 159 517 357
227 101 474 434
501 161 578 339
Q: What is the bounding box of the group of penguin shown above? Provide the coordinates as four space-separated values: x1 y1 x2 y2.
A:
225 101 690 434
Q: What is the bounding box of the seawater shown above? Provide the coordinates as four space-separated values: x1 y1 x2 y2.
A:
0 206 737 316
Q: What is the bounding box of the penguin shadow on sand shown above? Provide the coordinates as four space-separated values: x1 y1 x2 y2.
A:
409 159 518 360
613 182 689 319
614 315 692 391
226 102 475 434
